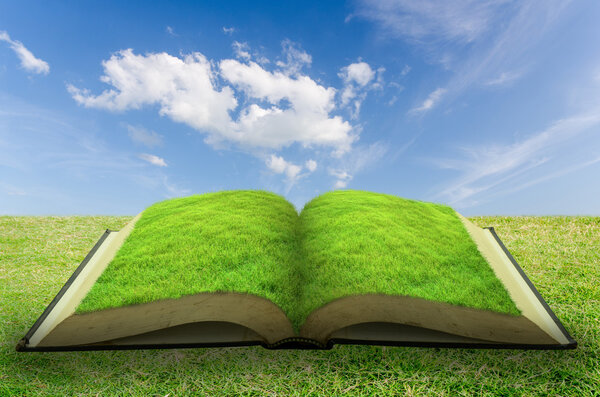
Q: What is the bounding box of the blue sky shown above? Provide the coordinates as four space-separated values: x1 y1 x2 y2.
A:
1 0 600 215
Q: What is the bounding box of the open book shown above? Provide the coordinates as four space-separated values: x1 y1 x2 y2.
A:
17 190 575 351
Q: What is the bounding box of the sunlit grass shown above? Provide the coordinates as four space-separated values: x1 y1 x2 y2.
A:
76 190 303 326
76 190 518 331
295 190 520 328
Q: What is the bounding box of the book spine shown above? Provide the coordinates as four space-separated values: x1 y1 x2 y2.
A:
264 337 332 350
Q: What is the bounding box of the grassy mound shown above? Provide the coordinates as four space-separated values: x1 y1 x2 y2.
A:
295 190 520 327
76 190 520 331
76 191 303 322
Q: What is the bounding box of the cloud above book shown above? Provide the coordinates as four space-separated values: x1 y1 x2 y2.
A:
66 43 382 189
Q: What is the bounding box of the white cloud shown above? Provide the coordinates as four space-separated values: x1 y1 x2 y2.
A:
330 169 352 189
333 180 348 189
275 39 312 76
353 0 509 44
161 175 190 197
339 62 375 87
434 110 600 205
68 46 376 193
339 62 376 108
0 31 49 75
339 85 357 108
450 1 571 91
355 1 571 103
484 70 523 86
220 58 355 154
139 153 167 167
165 26 177 36
266 154 302 182
0 97 194 206
493 156 600 201
410 88 446 114
266 154 288 174
373 66 385 89
132 173 190 198
223 26 236 35
401 65 411 76
328 141 388 189
350 97 365 120
232 41 251 60
67 49 238 134
127 125 163 147
338 61 381 119
305 159 317 172
69 48 355 156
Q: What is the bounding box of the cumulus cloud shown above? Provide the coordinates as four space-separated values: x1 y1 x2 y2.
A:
223 26 236 35
275 39 312 76
67 44 389 189
232 41 251 60
305 159 317 172
0 31 49 74
339 62 375 108
338 61 382 119
330 169 352 189
67 49 238 135
139 153 167 167
410 87 446 114
220 58 355 154
339 62 376 87
127 125 163 147
68 48 355 156
266 154 302 182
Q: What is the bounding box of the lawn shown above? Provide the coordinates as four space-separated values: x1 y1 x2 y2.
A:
1 215 598 395
76 190 518 333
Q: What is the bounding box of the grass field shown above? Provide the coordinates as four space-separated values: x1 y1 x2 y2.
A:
1 215 598 396
77 190 518 332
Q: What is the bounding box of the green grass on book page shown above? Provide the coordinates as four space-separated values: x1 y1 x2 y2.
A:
294 190 520 330
76 190 303 322
76 189 520 333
